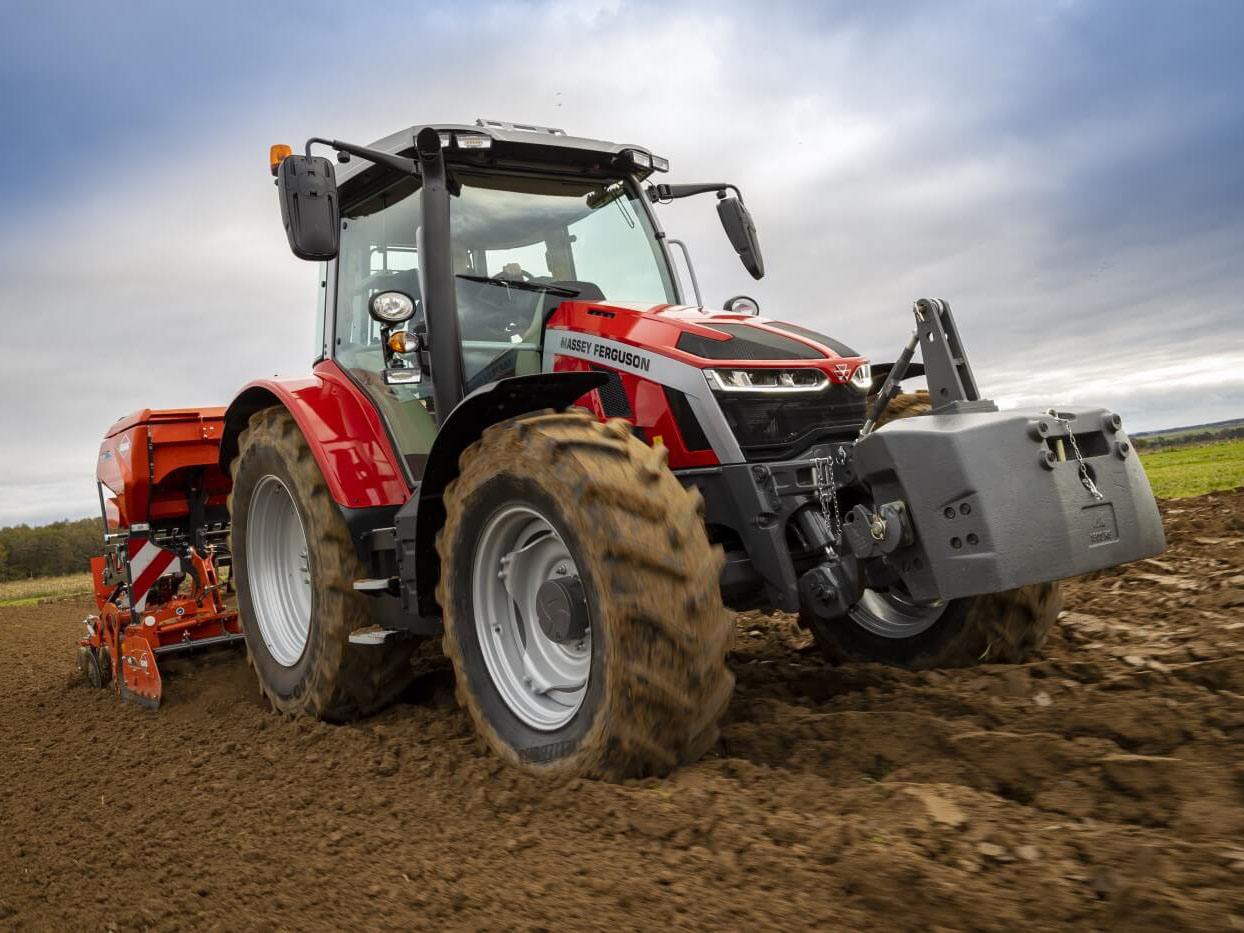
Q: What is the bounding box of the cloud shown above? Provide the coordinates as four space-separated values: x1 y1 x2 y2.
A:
1 0 1242 525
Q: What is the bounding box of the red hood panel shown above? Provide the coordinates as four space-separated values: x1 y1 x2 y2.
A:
545 301 868 382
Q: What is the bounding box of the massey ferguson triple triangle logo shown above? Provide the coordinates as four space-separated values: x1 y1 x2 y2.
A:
834 363 851 380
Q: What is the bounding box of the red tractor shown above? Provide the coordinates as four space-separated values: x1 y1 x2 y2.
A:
83 120 1164 779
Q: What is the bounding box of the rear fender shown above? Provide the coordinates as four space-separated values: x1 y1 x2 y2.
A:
219 360 410 510
399 371 608 618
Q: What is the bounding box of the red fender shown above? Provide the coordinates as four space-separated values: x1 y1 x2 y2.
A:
219 359 410 509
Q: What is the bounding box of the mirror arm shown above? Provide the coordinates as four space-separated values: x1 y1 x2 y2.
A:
647 182 741 203
305 137 418 176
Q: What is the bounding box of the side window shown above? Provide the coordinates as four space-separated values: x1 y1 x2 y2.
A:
336 182 423 376
334 179 438 476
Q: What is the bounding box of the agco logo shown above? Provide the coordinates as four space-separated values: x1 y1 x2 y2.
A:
833 363 851 380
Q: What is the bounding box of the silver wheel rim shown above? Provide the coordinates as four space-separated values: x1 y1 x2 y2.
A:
849 589 947 639
471 504 590 731
246 475 313 667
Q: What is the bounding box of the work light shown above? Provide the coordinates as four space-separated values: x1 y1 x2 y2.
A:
369 290 416 324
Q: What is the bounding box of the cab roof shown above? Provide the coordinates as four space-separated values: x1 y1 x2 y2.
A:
335 119 663 190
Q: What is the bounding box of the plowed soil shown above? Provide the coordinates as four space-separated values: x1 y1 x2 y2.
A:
2 492 1243 931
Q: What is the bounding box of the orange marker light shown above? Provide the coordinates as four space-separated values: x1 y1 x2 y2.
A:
269 144 293 177
388 331 419 354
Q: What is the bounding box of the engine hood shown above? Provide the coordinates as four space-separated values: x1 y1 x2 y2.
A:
545 300 869 384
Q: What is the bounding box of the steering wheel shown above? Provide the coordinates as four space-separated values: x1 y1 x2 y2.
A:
459 279 536 341
491 267 534 284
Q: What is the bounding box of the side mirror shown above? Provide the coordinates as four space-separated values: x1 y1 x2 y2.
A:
716 196 764 280
723 295 760 315
276 154 340 261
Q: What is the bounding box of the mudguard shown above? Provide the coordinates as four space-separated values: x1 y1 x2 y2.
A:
218 359 410 509
397 370 608 619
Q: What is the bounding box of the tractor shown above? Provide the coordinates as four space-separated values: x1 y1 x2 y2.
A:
82 119 1164 780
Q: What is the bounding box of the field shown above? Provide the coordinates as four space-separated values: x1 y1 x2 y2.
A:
0 572 92 607
1139 438 1244 499
1 491 1242 930
1133 417 1244 449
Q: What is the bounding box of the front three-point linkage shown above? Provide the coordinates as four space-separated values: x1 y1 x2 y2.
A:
862 297 996 435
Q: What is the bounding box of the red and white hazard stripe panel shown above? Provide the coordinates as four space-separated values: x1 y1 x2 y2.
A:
126 540 179 611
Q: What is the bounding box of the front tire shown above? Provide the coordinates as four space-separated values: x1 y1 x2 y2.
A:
803 583 1061 668
229 408 415 721
805 391 1062 668
437 411 734 780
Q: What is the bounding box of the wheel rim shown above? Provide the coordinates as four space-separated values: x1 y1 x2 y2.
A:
471 504 590 731
849 589 947 639
246 475 313 667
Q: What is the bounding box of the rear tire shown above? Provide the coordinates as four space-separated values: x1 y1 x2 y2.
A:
437 410 734 780
805 391 1062 668
229 408 416 721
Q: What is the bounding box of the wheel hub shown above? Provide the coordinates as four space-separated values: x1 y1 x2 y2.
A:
535 576 590 645
849 589 946 639
472 504 591 731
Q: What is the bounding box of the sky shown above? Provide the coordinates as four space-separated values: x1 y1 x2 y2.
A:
1 0 1242 526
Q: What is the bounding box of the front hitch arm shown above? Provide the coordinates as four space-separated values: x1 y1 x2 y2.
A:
863 297 996 433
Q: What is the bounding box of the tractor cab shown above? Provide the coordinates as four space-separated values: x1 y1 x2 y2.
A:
272 120 764 480
331 155 678 473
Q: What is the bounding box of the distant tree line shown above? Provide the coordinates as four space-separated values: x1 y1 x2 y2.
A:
0 517 103 581
1132 425 1244 451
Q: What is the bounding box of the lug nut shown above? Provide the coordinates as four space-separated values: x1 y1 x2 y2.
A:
869 514 887 541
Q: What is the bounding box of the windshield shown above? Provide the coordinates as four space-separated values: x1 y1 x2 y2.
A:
334 169 675 476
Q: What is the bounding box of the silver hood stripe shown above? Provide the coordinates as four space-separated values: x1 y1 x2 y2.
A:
543 330 745 464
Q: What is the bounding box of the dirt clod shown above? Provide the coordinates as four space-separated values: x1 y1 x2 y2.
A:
1 491 1243 929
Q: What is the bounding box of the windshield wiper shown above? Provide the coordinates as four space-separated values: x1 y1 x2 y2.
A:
455 274 581 298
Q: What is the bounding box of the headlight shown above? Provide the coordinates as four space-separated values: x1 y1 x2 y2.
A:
369 290 416 324
849 362 872 393
705 368 828 394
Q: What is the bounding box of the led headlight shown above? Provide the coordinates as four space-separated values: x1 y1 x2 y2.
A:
625 149 653 170
369 290 416 324
849 362 872 393
454 133 492 150
705 368 828 394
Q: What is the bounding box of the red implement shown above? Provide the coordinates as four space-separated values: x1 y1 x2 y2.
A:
80 407 243 708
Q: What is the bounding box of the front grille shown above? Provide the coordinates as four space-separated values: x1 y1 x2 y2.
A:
716 385 866 460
